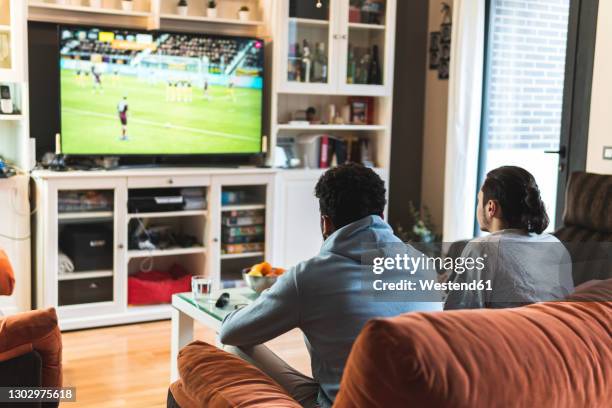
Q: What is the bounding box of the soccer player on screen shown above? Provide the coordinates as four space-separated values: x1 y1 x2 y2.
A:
91 65 103 94
117 96 128 141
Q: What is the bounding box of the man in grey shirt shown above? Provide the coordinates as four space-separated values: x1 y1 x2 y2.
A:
220 164 442 408
445 166 573 310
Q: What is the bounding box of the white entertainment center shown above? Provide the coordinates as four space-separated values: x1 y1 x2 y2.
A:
1 0 398 329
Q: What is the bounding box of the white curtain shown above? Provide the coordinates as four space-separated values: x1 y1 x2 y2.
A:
442 0 486 242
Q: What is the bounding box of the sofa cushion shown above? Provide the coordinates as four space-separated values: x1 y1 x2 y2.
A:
562 172 612 233
0 308 62 387
568 278 612 302
175 341 301 408
0 249 15 296
335 290 612 407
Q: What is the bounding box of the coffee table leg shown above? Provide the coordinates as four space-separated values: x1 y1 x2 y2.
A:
171 307 194 381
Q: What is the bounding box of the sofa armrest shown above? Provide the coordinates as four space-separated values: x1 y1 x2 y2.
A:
0 249 15 296
170 341 301 408
0 308 62 388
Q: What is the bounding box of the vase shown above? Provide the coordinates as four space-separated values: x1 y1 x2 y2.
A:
177 5 188 16
238 10 250 21
121 1 133 11
206 8 217 18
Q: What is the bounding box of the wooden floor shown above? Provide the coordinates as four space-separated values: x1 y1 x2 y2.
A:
61 321 311 407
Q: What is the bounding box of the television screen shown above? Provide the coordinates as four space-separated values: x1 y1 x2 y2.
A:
59 26 264 156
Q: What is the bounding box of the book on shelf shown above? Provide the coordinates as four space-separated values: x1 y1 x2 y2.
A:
222 242 265 255
222 209 265 227
223 225 265 238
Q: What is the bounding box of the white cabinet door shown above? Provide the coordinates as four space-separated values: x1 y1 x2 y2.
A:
43 177 128 325
336 0 395 96
275 171 323 268
278 0 339 94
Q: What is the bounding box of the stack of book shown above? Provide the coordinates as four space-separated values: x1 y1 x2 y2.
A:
221 209 265 254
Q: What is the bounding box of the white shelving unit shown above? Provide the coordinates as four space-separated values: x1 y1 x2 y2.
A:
0 1 31 316
270 0 396 173
0 0 30 170
33 169 276 330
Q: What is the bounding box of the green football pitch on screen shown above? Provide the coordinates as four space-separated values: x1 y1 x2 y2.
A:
60 69 263 155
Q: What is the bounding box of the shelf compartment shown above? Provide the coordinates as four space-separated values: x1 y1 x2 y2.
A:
58 270 113 281
160 13 263 26
221 251 264 260
128 246 206 259
128 210 207 219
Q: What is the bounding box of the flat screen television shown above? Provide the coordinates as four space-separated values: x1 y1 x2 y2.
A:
58 26 264 157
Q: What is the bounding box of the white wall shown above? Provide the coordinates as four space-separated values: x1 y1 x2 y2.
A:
420 0 452 234
586 0 612 174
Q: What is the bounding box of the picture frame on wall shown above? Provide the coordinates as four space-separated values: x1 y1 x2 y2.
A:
438 23 452 79
429 31 441 69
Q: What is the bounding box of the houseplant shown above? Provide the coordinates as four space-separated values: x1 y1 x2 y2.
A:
238 5 250 21
177 0 188 16
121 0 133 12
207 0 217 18
396 202 439 244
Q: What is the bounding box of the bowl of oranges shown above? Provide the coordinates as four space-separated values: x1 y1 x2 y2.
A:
242 262 286 294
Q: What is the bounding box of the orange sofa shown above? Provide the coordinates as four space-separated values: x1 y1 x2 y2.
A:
168 279 611 408
0 249 62 407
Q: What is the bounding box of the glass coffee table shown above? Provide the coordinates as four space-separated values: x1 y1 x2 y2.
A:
170 288 259 381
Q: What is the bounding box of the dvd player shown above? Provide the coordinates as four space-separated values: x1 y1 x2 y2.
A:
128 188 185 213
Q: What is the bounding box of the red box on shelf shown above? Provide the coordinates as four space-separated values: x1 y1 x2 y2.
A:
128 264 191 305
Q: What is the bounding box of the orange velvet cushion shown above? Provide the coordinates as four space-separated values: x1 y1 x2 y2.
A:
0 249 15 296
336 295 611 407
0 308 62 387
176 341 301 408
568 278 612 302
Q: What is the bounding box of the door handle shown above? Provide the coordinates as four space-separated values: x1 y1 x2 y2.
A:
544 145 567 159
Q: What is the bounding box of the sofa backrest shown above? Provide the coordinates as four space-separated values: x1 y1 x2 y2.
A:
335 280 612 408
561 171 612 233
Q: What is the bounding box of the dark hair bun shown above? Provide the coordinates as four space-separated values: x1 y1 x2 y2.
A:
482 166 550 234
522 184 549 234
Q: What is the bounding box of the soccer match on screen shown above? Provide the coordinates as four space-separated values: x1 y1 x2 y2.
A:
59 27 264 155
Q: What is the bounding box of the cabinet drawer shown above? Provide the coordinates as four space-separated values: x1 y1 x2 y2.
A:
59 277 113 306
127 175 211 189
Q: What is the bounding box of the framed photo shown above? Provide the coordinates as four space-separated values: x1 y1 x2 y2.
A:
429 32 441 69
440 23 452 44
348 97 374 125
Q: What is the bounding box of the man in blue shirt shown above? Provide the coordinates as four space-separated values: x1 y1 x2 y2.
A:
220 163 442 408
